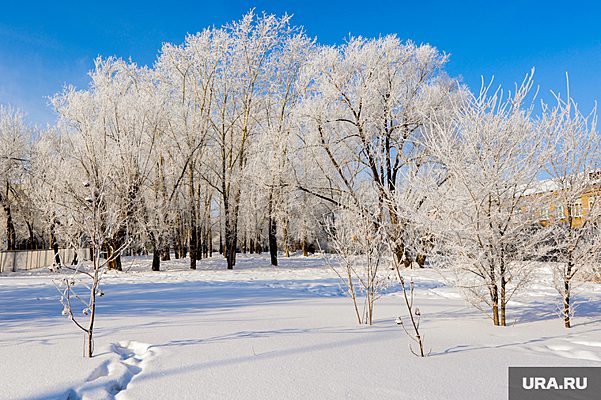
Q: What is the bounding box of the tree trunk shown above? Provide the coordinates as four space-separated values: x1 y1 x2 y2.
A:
283 219 290 257
50 227 61 266
564 261 573 328
208 226 213 257
195 225 202 261
268 192 278 266
152 245 161 272
108 246 123 271
564 281 571 328
175 214 185 259
197 229 204 260
86 330 93 358
105 229 124 271
188 164 197 269
268 216 278 266
86 280 97 358
3 203 16 251
53 240 61 266
491 284 500 326
26 221 35 250
499 257 507 326
160 243 170 262
393 242 405 266
301 237 308 257
500 276 507 327
189 224 197 269
203 227 208 258
225 218 237 269
415 254 427 268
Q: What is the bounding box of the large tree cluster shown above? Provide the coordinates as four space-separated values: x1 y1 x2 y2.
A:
2 12 599 338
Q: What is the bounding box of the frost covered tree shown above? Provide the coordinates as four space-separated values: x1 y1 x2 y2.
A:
424 73 552 326
324 203 390 325
250 32 314 265
297 36 456 266
541 90 601 328
206 11 298 269
46 58 168 356
0 106 31 251
42 112 132 358
292 36 456 328
37 11 322 272
155 28 223 269
53 175 130 358
52 57 161 270
28 127 68 260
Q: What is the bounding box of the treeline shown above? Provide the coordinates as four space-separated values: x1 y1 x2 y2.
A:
1 11 600 329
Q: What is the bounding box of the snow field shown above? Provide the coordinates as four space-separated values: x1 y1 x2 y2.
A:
0 254 600 400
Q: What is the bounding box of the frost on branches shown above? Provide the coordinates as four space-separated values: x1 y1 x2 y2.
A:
539 87 601 328
0 11 600 364
424 72 553 327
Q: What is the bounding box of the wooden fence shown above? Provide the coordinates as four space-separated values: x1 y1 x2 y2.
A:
0 248 91 273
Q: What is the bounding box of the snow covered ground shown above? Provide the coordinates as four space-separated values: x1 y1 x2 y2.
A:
1 254 600 400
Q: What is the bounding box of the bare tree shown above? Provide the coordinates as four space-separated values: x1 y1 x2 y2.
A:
53 177 130 358
541 87 601 328
424 72 552 326
47 59 166 356
390 247 428 357
324 202 391 325
40 120 131 358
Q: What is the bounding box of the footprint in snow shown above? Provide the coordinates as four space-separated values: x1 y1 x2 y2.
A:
65 341 156 400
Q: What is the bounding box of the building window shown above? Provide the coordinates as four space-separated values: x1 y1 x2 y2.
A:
589 171 601 181
570 201 583 218
555 204 565 220
589 196 599 213
540 207 550 221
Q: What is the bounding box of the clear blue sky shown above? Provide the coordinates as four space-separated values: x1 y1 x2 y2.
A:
1 0 600 125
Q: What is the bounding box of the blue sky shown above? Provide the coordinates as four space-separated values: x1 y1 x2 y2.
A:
1 0 600 125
